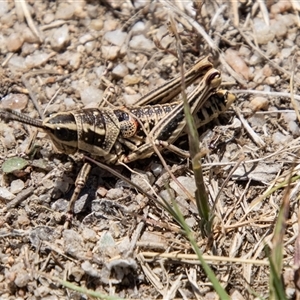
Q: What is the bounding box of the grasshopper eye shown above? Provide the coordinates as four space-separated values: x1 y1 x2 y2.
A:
54 127 77 142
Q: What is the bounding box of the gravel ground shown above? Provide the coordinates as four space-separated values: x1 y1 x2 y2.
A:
0 1 300 299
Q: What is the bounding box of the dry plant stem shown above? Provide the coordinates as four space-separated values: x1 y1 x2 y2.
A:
232 89 300 102
43 88 61 116
18 0 43 43
141 251 269 266
1 53 14 67
235 107 266 147
212 155 244 210
6 186 35 210
258 0 270 26
230 0 239 26
289 57 300 123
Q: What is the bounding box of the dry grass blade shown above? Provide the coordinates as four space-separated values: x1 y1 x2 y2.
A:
235 107 266 147
289 57 300 124
18 0 43 42
259 0 270 26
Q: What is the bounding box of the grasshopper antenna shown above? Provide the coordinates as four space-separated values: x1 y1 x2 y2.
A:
0 108 44 129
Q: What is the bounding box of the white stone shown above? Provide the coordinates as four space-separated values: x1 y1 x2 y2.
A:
0 187 15 201
10 179 25 194
80 86 103 106
50 24 70 51
170 176 197 199
103 29 127 47
129 34 154 51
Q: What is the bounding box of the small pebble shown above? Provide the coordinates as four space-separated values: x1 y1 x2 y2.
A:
101 45 119 60
1 93 28 110
249 97 269 111
231 290 246 300
25 52 50 68
281 48 293 59
277 13 296 27
97 186 107 197
288 121 300 136
0 187 15 201
0 0 9 17
85 40 96 53
225 49 249 80
42 178 55 190
150 163 163 177
80 86 103 106
123 93 141 106
82 227 98 242
10 179 25 194
129 34 155 51
21 42 38 55
14 270 30 288
131 171 155 192
112 64 129 78
271 19 287 38
63 229 85 258
262 65 272 77
51 199 68 212
238 45 251 58
43 13 54 24
22 27 40 44
6 33 24 52
170 176 197 199
185 217 197 228
79 33 94 44
283 39 294 48
253 18 275 44
68 52 81 69
17 211 30 226
272 132 292 144
90 19 103 31
249 53 262 66
266 41 279 57
64 97 76 110
265 76 277 85
123 74 141 86
81 260 100 277
55 3 75 20
131 21 146 35
106 188 123 200
50 24 70 51
159 189 175 203
283 112 296 123
103 29 127 47
248 114 266 128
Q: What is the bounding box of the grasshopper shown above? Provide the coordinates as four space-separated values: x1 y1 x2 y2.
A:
0 56 235 212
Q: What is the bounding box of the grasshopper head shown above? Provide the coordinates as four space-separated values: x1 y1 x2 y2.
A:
43 112 79 154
